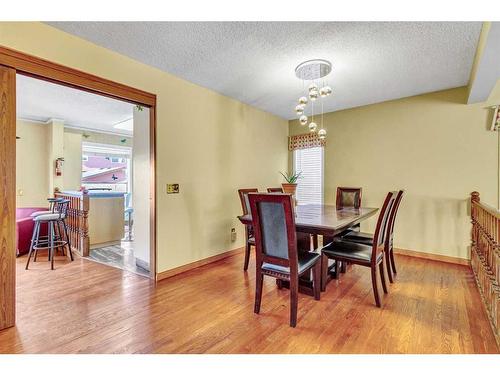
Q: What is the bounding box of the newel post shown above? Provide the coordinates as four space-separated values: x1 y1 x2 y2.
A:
470 192 479 255
471 191 480 203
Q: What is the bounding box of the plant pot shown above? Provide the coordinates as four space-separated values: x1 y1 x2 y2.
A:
281 183 297 195
282 183 298 206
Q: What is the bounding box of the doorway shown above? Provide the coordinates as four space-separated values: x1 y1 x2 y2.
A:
0 45 157 330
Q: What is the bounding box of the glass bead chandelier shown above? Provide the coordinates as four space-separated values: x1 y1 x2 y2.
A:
294 59 332 139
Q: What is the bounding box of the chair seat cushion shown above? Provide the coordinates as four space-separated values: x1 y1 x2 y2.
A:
262 251 320 275
30 210 52 217
342 231 374 245
322 240 382 263
34 213 63 221
247 236 255 245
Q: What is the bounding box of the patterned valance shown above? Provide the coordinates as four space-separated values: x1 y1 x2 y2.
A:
288 133 326 151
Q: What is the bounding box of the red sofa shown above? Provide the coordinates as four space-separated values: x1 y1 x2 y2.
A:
16 207 48 257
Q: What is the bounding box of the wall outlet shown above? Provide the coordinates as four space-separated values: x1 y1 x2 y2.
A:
166 183 179 194
231 227 237 242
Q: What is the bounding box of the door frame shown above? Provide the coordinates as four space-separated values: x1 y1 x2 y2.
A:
0 45 158 328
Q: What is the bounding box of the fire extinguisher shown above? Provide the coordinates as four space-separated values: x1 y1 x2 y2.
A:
55 157 64 177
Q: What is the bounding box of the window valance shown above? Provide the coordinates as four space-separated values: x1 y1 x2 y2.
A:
288 133 326 151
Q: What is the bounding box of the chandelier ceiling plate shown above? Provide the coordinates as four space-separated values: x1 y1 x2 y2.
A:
295 59 332 81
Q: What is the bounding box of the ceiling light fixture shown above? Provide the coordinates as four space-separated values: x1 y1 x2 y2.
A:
294 59 332 139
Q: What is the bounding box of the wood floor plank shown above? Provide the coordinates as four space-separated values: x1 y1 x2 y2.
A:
0 252 497 354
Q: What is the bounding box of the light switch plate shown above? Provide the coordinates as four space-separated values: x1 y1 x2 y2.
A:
167 184 179 194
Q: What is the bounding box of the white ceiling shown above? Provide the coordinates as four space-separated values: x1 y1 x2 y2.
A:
16 74 134 135
47 22 482 119
468 22 500 104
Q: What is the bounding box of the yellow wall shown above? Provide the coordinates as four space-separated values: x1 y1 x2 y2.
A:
1 22 289 273
16 119 50 207
290 88 497 260
63 131 82 190
65 127 133 147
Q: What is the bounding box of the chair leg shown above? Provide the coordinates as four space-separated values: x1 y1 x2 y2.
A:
311 234 318 250
62 220 73 261
254 271 263 314
390 249 397 274
276 279 283 289
289 275 298 328
379 260 388 294
25 221 39 270
371 265 382 307
334 259 340 279
312 261 321 301
243 241 251 271
49 222 55 270
385 250 394 283
321 254 328 292
340 261 347 273
33 222 41 262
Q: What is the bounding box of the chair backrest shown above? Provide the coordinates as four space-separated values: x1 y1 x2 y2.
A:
238 188 259 215
385 190 404 250
267 187 283 193
48 197 65 212
370 191 396 263
336 187 362 209
248 193 298 273
54 199 70 219
124 192 132 209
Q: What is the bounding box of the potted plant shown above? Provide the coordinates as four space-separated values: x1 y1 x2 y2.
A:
280 171 302 197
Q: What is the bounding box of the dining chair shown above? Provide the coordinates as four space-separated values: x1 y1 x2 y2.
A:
336 187 362 209
321 191 396 307
324 187 363 273
267 187 283 193
341 190 404 283
248 193 321 327
238 188 258 271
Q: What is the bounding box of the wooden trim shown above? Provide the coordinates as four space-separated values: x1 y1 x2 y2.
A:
0 45 155 107
394 248 470 266
156 248 245 281
0 65 16 330
149 106 157 279
0 45 158 283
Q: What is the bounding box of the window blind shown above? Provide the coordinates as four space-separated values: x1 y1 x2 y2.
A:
293 146 323 205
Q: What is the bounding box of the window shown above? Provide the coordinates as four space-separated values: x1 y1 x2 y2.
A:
293 146 323 205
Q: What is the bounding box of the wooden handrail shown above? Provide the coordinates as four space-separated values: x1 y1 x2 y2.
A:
55 190 90 257
469 192 500 348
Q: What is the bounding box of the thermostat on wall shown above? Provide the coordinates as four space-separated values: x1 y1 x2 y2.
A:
167 184 179 194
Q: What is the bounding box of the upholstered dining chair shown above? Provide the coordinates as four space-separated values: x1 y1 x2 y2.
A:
267 187 283 193
336 187 362 209
248 193 321 327
321 191 396 307
238 188 258 271
342 190 404 283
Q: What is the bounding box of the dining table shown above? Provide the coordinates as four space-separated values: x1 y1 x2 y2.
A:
238 203 379 295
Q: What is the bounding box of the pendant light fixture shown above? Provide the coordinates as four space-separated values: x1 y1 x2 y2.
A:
294 59 332 139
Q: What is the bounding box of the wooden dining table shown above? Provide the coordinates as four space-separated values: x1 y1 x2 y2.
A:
238 204 378 295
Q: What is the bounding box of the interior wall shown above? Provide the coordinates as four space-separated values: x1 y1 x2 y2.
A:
289 87 497 260
1 22 289 273
65 127 133 147
63 131 82 190
132 107 150 269
16 119 49 207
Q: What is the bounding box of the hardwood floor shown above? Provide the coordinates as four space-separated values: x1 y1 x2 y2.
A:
0 250 498 353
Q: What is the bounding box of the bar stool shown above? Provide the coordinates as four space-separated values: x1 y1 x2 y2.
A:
25 199 73 270
29 197 65 218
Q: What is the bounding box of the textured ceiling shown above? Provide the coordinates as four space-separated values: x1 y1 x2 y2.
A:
16 74 134 135
47 22 482 119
